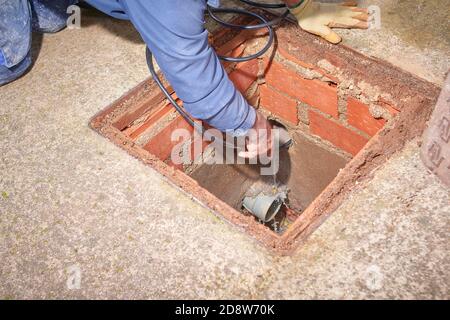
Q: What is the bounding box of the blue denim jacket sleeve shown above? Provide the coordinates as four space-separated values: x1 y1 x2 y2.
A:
87 0 255 133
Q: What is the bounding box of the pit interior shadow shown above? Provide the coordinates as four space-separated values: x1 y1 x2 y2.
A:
188 129 349 233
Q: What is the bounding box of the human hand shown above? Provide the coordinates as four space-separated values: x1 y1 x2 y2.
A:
289 0 369 44
238 112 273 160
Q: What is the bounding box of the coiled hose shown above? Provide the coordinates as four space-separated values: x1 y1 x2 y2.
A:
145 1 289 132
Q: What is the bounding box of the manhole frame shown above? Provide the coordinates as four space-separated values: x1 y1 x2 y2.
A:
90 17 440 255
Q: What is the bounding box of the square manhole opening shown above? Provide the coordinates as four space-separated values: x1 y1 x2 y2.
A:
91 16 439 254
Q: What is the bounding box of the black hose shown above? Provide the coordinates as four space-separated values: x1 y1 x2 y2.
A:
207 6 279 63
146 0 289 132
239 0 286 9
145 47 198 129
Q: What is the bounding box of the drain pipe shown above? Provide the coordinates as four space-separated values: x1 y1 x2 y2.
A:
243 192 286 222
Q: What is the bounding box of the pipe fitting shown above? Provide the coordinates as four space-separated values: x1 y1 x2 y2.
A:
242 193 285 222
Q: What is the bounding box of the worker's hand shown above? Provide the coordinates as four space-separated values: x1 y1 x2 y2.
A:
238 112 273 160
289 0 369 44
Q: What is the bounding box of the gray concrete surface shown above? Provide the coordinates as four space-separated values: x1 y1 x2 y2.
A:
260 0 450 85
342 0 450 86
0 1 449 299
266 140 449 299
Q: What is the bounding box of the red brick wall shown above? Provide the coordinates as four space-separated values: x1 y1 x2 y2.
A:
135 32 401 165
255 46 399 157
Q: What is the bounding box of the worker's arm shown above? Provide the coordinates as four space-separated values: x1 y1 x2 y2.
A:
282 0 369 44
119 0 256 135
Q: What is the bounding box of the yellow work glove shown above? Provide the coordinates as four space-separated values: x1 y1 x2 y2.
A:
289 0 369 44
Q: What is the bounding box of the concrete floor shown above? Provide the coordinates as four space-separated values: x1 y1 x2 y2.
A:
261 0 450 85
0 1 449 299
